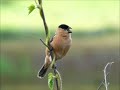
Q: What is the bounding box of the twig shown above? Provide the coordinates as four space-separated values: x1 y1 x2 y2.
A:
97 62 114 90
54 68 60 90
40 39 50 49
35 0 61 90
37 0 49 37
49 48 61 90
34 0 38 5
38 0 42 5
56 69 62 90
97 72 109 90
104 62 114 90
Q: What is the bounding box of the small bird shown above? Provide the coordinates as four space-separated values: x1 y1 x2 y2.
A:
37 24 72 78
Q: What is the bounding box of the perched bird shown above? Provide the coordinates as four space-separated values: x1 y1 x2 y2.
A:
37 24 72 78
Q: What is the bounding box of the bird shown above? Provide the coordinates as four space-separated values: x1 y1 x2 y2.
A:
37 24 72 78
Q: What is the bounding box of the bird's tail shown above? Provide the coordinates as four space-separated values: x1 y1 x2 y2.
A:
37 64 49 78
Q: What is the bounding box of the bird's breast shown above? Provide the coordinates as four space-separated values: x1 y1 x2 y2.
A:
51 36 72 60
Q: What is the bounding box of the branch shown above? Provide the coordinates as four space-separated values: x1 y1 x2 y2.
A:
38 0 42 5
39 7 49 37
37 1 49 38
97 62 114 90
40 39 50 50
55 69 62 90
34 0 38 5
35 0 62 90
104 62 114 90
97 72 109 90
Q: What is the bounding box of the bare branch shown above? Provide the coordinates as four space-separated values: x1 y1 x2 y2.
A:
104 62 114 90
97 72 109 90
40 39 50 50
97 62 114 90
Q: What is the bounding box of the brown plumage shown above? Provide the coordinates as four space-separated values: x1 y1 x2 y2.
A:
38 24 72 78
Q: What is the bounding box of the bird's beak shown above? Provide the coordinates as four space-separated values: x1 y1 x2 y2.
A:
68 27 72 33
68 29 72 33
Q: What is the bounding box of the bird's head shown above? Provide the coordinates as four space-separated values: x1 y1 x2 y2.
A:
58 24 72 34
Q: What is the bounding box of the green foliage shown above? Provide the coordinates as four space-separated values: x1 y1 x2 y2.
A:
48 73 55 90
18 57 32 77
28 4 35 15
0 56 13 73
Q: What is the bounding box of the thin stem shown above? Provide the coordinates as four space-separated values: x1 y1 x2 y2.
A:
104 62 114 90
38 0 42 5
36 0 61 90
97 62 114 90
40 39 50 50
39 7 49 37
56 69 62 90
97 72 109 90
34 0 38 5
54 68 60 90
104 63 109 90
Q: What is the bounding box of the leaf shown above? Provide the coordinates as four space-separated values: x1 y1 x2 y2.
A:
28 4 35 15
48 73 54 90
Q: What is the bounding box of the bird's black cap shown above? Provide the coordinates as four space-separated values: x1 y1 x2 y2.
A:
58 24 72 30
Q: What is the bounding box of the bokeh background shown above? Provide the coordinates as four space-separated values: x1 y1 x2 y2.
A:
0 0 120 90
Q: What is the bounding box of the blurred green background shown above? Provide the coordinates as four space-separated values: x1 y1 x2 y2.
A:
0 0 120 90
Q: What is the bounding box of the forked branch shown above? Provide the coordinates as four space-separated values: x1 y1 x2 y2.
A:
97 62 114 90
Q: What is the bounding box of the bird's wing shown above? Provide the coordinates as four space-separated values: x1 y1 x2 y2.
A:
50 35 55 43
49 35 56 51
